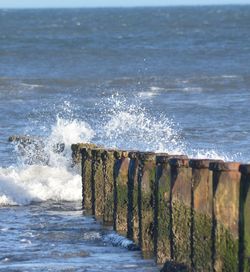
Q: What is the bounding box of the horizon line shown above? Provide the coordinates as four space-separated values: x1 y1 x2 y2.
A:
0 3 250 9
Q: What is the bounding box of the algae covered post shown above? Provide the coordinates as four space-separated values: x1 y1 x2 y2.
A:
169 158 192 267
154 154 172 264
127 151 139 241
113 150 130 234
91 149 104 217
101 149 115 224
137 152 156 257
189 159 215 271
81 147 92 211
209 162 241 272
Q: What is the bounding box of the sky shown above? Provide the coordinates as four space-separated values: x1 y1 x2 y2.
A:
0 0 250 8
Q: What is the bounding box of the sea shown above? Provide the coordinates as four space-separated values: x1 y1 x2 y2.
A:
0 5 250 271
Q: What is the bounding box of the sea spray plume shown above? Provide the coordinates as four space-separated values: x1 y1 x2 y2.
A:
0 102 95 206
15 97 95 168
45 116 95 168
12 116 95 168
94 93 186 154
93 94 237 161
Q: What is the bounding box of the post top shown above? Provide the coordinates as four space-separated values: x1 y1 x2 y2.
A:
72 142 98 151
128 151 139 159
101 149 115 161
114 150 128 159
209 162 240 172
80 147 92 158
169 158 190 168
156 155 170 164
240 164 250 175
189 159 222 169
138 152 156 162
155 152 169 156
91 148 103 158
156 154 187 164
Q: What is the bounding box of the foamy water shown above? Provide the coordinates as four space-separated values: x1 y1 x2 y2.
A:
0 165 81 205
0 113 95 206
0 93 237 206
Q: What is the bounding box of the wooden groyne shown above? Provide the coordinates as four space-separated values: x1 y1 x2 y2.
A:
71 143 250 272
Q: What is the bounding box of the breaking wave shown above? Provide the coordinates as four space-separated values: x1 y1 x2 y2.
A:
0 94 235 206
0 115 94 206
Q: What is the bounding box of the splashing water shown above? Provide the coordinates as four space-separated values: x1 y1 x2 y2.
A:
0 94 237 206
93 94 236 160
46 116 95 168
0 165 81 205
94 94 186 154
0 114 95 206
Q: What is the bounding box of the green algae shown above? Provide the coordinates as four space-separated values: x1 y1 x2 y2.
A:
193 212 213 271
156 162 171 264
102 152 115 224
139 159 156 256
214 224 238 272
172 201 192 266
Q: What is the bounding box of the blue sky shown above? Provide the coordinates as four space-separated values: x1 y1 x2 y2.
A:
0 0 249 8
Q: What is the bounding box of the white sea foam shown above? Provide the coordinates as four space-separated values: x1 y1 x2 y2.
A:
103 232 138 250
0 165 82 205
0 116 94 206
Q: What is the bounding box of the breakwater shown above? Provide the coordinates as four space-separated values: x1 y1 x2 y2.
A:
71 143 250 272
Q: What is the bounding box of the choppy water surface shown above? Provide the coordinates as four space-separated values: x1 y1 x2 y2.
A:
0 5 250 271
0 201 158 271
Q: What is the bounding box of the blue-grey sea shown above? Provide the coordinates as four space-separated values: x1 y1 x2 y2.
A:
0 6 250 271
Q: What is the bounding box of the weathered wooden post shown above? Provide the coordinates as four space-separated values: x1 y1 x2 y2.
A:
81 147 93 212
127 151 139 241
101 149 115 225
169 158 192 267
72 143 97 166
155 154 188 265
209 162 241 272
239 164 250 272
113 150 129 234
189 159 215 271
137 152 156 257
154 154 172 264
91 149 104 218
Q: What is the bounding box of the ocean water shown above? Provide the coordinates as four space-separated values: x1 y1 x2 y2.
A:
0 6 250 271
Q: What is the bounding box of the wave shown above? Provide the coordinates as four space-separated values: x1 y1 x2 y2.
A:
0 165 82 205
0 113 94 206
0 94 235 206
